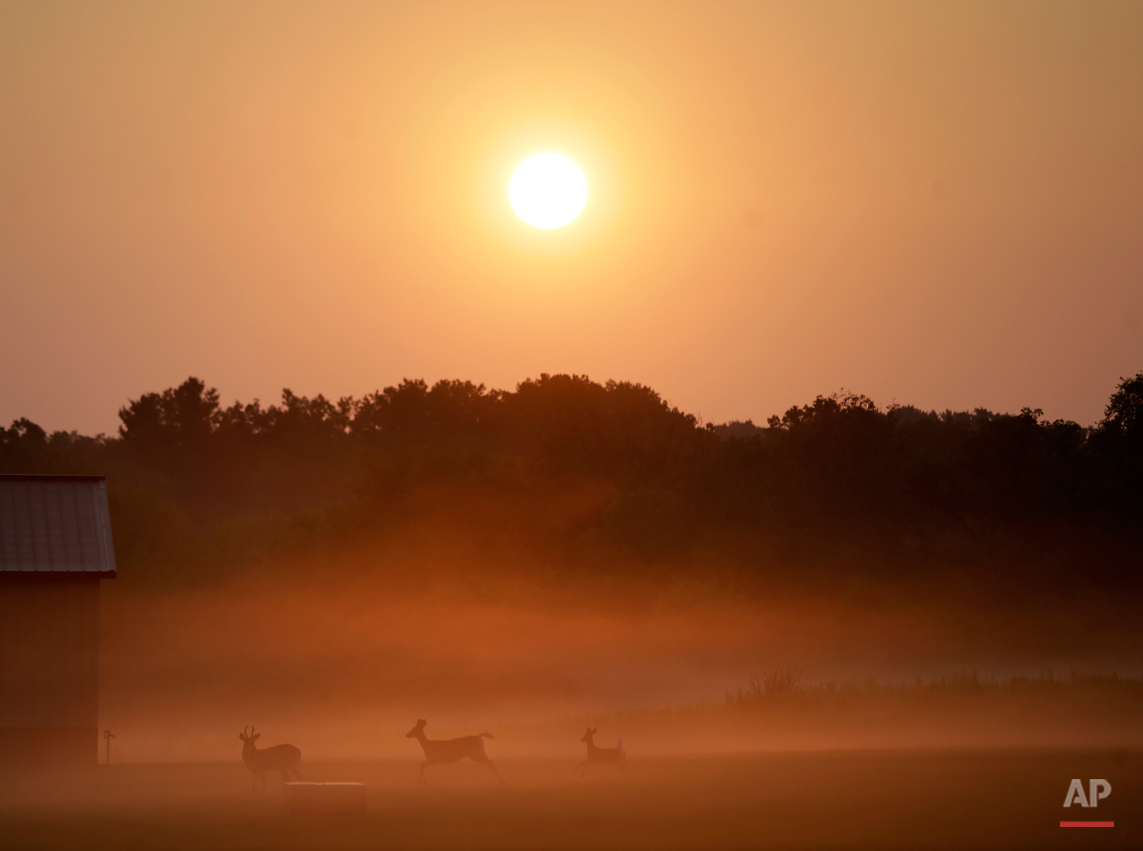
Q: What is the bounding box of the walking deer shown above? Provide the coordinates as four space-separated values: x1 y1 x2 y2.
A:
406 719 505 785
576 727 626 777
239 726 302 790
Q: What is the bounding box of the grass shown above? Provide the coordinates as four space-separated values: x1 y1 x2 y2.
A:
540 669 1143 754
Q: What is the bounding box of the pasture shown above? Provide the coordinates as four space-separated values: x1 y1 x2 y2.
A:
0 749 1137 850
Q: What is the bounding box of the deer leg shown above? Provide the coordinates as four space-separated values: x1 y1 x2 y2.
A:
417 761 429 785
280 767 289 783
472 755 506 786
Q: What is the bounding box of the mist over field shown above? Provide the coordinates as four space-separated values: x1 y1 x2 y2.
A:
97 569 1143 763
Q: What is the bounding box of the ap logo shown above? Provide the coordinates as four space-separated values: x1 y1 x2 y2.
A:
1063 779 1111 808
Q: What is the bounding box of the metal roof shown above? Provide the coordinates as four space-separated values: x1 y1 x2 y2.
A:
0 475 117 576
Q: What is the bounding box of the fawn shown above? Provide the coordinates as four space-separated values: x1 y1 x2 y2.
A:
239 726 301 789
406 718 505 785
576 727 626 777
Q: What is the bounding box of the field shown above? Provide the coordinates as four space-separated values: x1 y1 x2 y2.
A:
1 750 1137 850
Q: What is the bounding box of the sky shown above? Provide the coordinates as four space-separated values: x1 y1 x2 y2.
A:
1 1 1141 436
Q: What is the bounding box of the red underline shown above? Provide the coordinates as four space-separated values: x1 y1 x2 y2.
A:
1060 821 1114 827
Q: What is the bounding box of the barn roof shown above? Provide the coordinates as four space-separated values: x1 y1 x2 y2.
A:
0 475 117 577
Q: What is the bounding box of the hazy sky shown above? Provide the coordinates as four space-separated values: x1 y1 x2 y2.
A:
2 1 1141 435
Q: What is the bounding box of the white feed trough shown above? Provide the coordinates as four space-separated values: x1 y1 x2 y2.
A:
284 782 367 815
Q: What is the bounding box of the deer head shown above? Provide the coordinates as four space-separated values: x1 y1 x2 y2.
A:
239 725 261 745
581 727 597 743
406 719 427 738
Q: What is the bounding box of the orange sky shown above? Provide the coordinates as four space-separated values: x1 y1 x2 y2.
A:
2 1 1141 435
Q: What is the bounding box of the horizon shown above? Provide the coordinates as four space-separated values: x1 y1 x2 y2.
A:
4 369 1136 439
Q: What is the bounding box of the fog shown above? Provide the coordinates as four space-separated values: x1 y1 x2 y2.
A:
96 553 1143 763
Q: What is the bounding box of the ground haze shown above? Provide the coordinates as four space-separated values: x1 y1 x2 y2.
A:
1 752 1138 850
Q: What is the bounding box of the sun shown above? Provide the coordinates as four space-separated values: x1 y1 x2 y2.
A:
509 154 587 229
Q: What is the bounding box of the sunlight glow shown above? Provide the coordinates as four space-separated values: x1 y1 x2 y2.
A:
509 154 587 229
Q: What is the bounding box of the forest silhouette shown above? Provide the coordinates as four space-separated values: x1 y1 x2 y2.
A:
3 372 1142 594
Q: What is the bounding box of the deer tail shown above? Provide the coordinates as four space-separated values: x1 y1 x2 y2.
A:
479 733 496 739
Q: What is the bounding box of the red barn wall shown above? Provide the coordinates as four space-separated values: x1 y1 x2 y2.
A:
0 575 101 768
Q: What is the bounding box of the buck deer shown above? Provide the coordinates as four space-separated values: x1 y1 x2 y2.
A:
576 727 626 777
406 718 505 785
239 726 302 790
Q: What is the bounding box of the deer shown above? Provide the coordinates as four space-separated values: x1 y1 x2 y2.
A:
239 726 302 790
575 727 626 777
406 718 505 785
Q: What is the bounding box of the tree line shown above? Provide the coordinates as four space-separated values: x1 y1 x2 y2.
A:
3 372 1141 591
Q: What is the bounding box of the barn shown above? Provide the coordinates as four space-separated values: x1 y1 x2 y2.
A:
0 475 117 768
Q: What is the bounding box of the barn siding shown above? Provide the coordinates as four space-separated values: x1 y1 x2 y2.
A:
0 575 101 767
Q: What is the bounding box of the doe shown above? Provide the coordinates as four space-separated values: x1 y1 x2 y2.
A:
576 727 626 777
239 726 301 790
406 718 505 785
